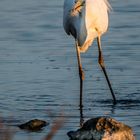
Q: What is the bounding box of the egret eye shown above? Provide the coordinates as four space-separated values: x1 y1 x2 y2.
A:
75 0 78 3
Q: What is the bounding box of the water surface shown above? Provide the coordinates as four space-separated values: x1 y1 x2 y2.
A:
0 0 140 139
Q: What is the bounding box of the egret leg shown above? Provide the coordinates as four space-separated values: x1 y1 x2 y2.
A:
97 36 116 104
75 41 84 107
80 104 84 127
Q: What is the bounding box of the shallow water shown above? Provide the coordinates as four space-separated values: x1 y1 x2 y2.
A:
0 0 140 139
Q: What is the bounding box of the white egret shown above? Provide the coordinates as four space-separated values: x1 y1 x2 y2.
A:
63 0 116 104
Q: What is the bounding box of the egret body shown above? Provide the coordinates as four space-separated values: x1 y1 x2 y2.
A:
63 0 116 104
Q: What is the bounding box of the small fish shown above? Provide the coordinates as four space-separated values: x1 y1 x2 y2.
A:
18 119 48 131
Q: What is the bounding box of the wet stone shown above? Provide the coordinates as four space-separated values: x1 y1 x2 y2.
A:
18 119 48 131
68 117 135 140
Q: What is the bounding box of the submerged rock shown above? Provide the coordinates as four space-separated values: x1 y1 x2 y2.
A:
68 117 135 140
18 119 48 131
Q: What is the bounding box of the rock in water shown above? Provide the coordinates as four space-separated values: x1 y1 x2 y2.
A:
18 119 48 131
68 117 135 140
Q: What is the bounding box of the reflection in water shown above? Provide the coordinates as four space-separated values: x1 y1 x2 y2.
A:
79 98 117 127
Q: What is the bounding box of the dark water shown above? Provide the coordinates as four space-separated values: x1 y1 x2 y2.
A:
0 0 140 139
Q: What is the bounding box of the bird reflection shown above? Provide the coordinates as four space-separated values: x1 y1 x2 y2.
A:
79 98 117 127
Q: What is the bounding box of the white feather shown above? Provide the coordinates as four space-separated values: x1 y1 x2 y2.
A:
63 0 110 52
